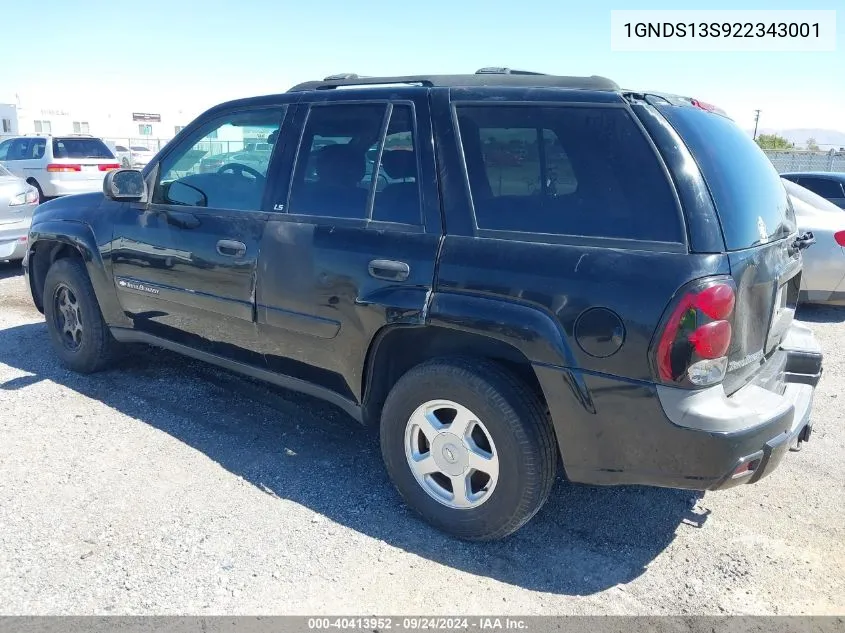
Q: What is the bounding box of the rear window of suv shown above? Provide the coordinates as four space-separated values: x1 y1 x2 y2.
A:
657 106 796 250
52 138 115 160
455 104 683 244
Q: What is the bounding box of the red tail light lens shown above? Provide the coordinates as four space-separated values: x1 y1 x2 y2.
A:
99 163 120 172
46 164 81 172
653 279 736 387
835 231 845 247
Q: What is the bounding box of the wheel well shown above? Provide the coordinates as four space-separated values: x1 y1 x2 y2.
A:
361 325 547 426
30 241 84 312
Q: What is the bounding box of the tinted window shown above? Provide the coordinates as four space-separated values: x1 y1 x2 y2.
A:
371 105 421 224
658 105 796 250
52 138 114 159
0 139 11 161
798 177 845 199
782 178 843 214
456 105 681 242
288 104 387 219
154 107 286 211
6 138 45 161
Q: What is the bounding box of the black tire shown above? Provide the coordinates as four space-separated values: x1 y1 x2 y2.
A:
380 357 557 541
43 258 119 373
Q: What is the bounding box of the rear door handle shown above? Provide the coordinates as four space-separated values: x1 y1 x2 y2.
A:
216 239 247 257
368 259 410 282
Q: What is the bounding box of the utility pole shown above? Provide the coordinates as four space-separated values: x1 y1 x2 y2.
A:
753 109 761 140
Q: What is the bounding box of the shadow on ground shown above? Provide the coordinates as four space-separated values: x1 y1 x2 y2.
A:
0 260 24 281
0 321 708 595
797 303 845 324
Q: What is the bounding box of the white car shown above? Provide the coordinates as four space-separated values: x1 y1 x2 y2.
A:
0 163 38 261
783 178 845 306
0 135 119 200
105 142 133 168
128 145 155 168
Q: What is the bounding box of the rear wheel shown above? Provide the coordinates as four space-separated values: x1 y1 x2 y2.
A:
380 357 557 541
43 258 119 373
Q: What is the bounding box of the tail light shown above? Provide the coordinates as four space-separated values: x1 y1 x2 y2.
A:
835 231 845 247
652 277 737 388
99 163 120 172
46 164 81 172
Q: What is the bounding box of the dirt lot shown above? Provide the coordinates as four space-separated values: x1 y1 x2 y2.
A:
0 260 843 615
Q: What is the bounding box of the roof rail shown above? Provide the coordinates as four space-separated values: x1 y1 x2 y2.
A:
475 67 546 76
288 71 619 93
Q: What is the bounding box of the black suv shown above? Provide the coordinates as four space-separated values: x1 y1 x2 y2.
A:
23 69 823 541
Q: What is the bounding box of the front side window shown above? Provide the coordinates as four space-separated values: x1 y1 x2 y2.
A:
6 138 45 160
456 105 682 243
153 107 287 212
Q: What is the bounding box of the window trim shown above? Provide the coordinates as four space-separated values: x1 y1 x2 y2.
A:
281 99 424 228
150 103 292 213
450 100 688 251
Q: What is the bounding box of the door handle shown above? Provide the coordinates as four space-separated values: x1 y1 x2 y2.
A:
368 259 410 282
216 240 247 257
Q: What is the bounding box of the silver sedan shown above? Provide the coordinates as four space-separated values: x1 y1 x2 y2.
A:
784 178 845 306
0 164 38 261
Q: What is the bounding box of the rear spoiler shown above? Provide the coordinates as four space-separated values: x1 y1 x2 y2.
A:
623 91 731 119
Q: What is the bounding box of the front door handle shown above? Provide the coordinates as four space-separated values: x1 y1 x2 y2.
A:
368 259 410 282
216 239 247 257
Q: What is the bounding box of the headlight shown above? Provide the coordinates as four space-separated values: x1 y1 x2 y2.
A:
9 186 39 206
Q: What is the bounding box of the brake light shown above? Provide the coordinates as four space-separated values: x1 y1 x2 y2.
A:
98 163 120 172
46 164 81 172
835 231 845 247
690 98 717 112
654 278 736 387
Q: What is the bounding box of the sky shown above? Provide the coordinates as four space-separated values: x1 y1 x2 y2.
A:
1 0 842 134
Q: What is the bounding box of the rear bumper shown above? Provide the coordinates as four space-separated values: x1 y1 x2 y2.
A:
536 322 822 491
0 217 32 260
41 178 105 198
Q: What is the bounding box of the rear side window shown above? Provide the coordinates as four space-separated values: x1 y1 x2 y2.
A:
52 138 114 159
455 105 682 243
658 106 796 250
797 177 845 200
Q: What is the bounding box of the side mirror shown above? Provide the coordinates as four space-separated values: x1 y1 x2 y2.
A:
103 169 147 202
166 181 208 207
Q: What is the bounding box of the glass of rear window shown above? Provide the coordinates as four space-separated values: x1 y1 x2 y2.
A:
657 106 796 250
52 138 115 160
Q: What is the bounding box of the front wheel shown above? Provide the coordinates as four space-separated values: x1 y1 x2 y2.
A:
380 358 558 541
43 258 120 373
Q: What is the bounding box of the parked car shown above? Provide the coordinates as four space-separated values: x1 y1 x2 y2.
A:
22 70 823 540
105 142 132 168
0 163 38 261
128 145 155 169
0 135 119 201
781 171 845 208
783 178 845 305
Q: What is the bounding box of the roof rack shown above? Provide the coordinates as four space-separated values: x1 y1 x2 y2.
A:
288 71 619 93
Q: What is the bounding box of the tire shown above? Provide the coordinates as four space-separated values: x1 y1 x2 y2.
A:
380 357 557 541
43 258 119 373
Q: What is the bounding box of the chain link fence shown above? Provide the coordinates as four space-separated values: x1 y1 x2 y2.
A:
762 149 845 173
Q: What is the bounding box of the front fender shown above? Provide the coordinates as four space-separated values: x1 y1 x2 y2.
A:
27 220 127 325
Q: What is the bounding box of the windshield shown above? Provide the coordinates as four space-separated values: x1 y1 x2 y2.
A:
658 105 797 250
52 138 115 159
782 178 844 214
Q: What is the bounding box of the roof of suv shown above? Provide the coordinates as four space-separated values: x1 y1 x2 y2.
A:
288 68 620 92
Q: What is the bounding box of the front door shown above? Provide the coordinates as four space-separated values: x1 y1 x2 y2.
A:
111 104 294 363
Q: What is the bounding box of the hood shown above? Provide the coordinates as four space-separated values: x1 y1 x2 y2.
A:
32 192 106 225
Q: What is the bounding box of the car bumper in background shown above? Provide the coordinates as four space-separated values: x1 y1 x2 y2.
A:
535 322 823 491
0 217 33 260
41 178 106 198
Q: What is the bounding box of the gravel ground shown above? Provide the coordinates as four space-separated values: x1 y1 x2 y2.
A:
0 259 843 616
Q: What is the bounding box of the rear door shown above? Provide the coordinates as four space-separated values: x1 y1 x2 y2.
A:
655 105 802 393
254 89 441 403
